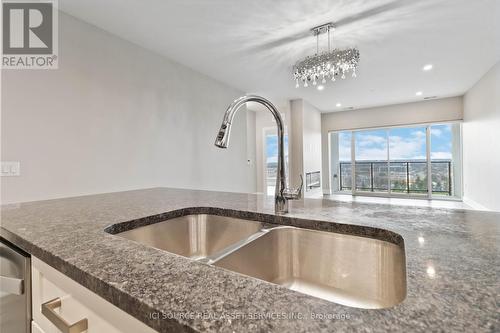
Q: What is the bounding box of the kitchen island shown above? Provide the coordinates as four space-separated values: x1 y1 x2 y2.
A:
1 188 499 332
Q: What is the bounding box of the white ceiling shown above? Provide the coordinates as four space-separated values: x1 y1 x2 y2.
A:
60 0 500 112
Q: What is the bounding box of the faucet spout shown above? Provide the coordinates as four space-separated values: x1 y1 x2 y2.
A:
214 95 302 214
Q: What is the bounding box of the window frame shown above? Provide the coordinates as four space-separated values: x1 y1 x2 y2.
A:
329 121 462 200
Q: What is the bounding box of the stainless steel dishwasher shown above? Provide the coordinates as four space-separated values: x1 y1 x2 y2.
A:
0 238 31 333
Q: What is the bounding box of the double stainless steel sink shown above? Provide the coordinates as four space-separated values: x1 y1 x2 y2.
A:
113 214 406 309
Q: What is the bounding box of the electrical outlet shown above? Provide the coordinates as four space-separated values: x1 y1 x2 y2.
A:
1 161 20 176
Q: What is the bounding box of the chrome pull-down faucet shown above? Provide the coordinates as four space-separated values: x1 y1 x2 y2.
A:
214 95 302 214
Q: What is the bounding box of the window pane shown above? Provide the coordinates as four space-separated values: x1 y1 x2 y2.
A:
340 163 352 190
389 162 407 193
265 134 288 196
338 132 351 161
389 127 428 195
409 162 428 193
355 163 371 191
355 130 388 192
265 134 277 196
431 162 451 195
430 124 453 196
329 123 460 198
373 162 389 191
338 132 352 191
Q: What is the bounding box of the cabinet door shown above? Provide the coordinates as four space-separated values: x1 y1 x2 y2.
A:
32 321 47 333
32 257 157 333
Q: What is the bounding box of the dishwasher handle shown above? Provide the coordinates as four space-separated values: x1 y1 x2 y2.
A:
0 275 24 295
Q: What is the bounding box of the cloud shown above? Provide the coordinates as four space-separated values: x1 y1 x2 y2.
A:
354 130 427 160
388 132 426 160
356 147 388 160
411 130 426 139
412 155 427 160
338 133 352 161
267 156 277 164
356 134 386 147
431 128 442 137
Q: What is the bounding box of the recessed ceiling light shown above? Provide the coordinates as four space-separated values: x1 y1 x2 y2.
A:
336 103 342 107
422 64 433 71
317 85 324 91
416 91 423 96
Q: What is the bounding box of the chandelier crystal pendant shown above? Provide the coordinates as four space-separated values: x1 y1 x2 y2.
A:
293 23 360 88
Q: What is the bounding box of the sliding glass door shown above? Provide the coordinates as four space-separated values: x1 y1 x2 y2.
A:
330 122 461 199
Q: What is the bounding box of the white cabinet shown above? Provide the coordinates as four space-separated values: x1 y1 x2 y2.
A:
31 321 47 333
31 257 157 333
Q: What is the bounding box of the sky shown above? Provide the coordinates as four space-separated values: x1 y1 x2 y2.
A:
338 124 453 161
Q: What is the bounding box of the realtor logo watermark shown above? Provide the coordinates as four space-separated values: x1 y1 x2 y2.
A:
2 0 58 69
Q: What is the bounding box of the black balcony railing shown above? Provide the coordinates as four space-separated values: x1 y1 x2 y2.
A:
339 160 452 195
305 171 321 190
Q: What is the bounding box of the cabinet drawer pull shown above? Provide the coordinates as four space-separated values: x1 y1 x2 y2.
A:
41 297 88 333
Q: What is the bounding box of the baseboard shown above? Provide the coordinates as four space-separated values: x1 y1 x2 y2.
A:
462 197 491 212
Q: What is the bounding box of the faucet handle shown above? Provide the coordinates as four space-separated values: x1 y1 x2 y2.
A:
284 174 303 200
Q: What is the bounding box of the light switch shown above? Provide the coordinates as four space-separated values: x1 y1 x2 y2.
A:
1 161 21 176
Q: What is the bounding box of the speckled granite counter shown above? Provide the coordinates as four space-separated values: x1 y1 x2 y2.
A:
1 188 499 332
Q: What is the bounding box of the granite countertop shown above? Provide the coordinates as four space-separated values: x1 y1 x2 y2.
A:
1 188 499 332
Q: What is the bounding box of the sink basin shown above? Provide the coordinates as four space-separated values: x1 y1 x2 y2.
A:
115 214 263 260
111 211 406 309
213 227 406 309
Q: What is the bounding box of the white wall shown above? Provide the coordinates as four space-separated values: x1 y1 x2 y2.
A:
289 99 304 190
321 97 463 132
301 100 322 195
1 13 256 204
246 110 257 191
462 62 500 211
254 110 266 194
289 99 322 196
321 97 464 193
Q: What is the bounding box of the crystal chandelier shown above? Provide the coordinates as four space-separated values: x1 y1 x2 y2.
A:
293 23 360 88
